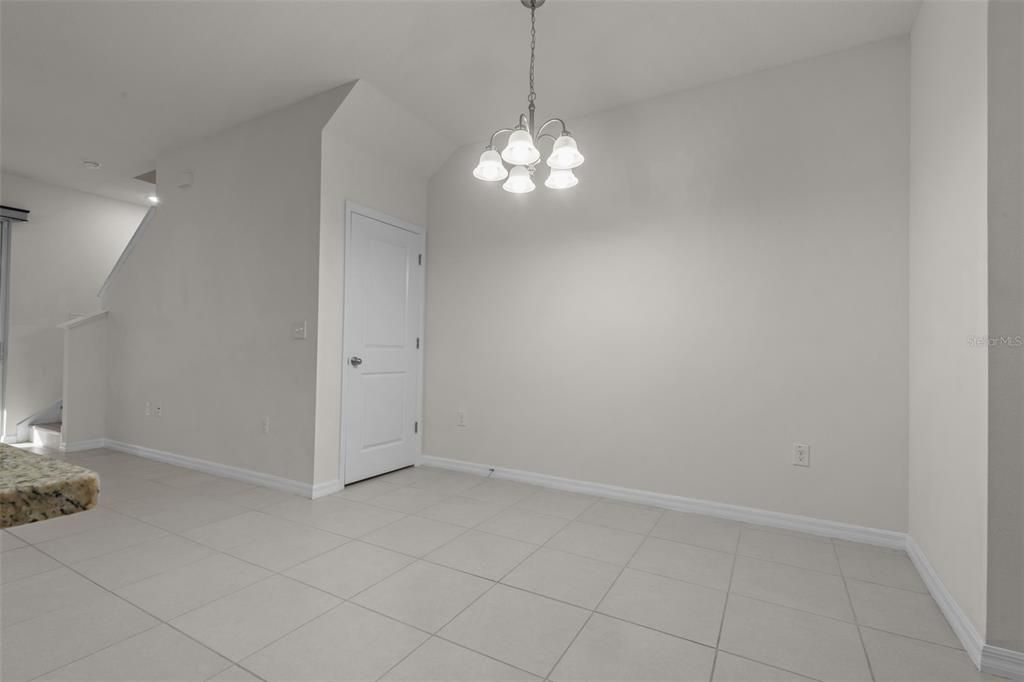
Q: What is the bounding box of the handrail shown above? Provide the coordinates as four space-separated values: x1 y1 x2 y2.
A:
98 206 156 300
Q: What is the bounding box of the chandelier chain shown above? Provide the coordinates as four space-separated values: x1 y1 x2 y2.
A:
473 0 582 191
528 3 537 125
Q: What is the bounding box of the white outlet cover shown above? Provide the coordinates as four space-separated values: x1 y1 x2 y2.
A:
793 444 810 467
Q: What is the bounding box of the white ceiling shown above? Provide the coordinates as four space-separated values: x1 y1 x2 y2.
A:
1 0 920 205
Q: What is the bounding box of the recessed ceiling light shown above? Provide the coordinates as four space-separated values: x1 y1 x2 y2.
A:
147 195 160 205
82 160 101 169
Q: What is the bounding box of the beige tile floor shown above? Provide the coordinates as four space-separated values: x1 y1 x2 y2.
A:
0 448 997 681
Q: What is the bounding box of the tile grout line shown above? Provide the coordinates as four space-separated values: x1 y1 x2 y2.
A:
12 483 965 665
541 506 666 681
708 526 742 680
223 475 569 679
9 467 416 680
832 537 877 682
11 463 913 589
8 529 854 679
8 454 969 680
714 650 829 682
372 497 593 681
24 541 259 682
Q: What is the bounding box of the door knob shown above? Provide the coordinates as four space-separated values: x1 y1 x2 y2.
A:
349 356 363 368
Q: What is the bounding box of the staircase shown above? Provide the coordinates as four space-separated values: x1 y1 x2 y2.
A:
31 422 63 450
14 400 64 445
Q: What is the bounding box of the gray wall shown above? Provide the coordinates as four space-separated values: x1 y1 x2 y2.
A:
908 0 990 640
102 87 350 483
0 173 144 438
425 38 910 532
987 0 1024 653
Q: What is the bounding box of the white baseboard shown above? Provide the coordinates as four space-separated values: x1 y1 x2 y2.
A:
421 454 905 549
905 536 985 668
101 439 315 498
311 479 344 499
61 438 108 453
982 644 1024 680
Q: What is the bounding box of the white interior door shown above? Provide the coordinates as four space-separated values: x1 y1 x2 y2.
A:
341 208 424 484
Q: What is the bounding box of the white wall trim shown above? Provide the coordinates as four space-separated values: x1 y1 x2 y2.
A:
57 310 108 330
100 439 314 498
905 535 985 667
906 537 1024 678
61 438 108 453
421 454 905 548
312 479 344 499
981 644 1024 679
86 437 345 500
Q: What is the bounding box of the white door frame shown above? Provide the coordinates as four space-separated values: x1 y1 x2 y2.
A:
339 201 425 484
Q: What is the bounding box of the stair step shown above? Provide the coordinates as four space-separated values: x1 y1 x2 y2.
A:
34 423 62 434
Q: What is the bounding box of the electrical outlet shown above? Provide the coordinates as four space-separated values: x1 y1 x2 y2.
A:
793 443 810 467
456 409 467 428
155 405 162 418
292 321 307 340
261 416 271 435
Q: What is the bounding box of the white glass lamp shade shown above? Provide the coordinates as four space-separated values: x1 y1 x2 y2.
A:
473 149 508 182
544 168 578 189
546 134 584 170
501 129 541 166
502 165 535 194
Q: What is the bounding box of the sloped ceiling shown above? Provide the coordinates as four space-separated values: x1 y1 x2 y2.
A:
1 0 919 204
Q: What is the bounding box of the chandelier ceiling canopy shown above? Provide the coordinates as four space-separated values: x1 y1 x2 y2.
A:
473 0 584 194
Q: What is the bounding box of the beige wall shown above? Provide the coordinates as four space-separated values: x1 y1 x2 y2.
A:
102 86 349 484
987 0 1024 653
908 0 990 640
425 38 910 531
0 173 144 437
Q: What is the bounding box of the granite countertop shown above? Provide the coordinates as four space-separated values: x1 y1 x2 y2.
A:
0 444 99 528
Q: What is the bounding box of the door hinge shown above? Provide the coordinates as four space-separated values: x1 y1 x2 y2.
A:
418 254 422 265
414 421 419 434
416 337 420 349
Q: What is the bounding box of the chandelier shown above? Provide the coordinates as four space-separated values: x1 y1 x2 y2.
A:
473 0 584 193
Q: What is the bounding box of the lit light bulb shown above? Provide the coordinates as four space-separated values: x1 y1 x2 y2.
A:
501 130 541 166
546 134 584 170
502 165 535 194
472 149 508 182
544 168 578 189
